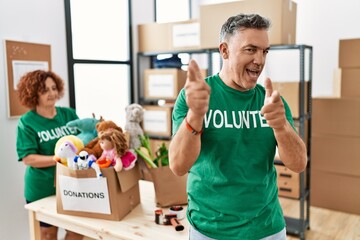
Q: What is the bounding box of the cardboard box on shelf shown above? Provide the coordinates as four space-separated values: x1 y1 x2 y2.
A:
138 22 171 53
340 68 360 98
138 19 200 53
275 165 300 199
142 105 173 137
56 163 141 221
144 68 187 100
172 20 201 51
313 98 360 137
200 0 297 49
311 169 360 215
312 133 360 177
339 38 360 68
272 81 309 118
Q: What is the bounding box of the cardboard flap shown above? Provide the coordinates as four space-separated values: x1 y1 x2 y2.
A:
116 164 140 192
57 162 98 178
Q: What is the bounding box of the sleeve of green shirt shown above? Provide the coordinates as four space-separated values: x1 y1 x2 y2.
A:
16 118 39 161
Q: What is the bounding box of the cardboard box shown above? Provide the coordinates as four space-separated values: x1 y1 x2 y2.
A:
138 19 200 53
312 134 360 177
340 68 360 98
142 105 173 137
149 166 188 207
144 68 187 100
275 165 300 198
273 81 309 118
339 38 360 68
150 138 171 157
138 157 153 181
138 22 171 53
56 163 141 220
311 169 360 215
138 138 171 182
200 0 297 49
312 98 360 137
332 68 342 97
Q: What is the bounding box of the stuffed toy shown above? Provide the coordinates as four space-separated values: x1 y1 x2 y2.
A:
125 103 145 149
97 128 137 172
80 120 124 159
73 150 102 178
66 114 103 145
54 135 84 169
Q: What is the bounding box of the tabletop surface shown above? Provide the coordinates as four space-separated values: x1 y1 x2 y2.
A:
25 180 190 240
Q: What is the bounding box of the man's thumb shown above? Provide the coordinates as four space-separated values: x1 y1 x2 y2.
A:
264 77 273 98
188 59 202 82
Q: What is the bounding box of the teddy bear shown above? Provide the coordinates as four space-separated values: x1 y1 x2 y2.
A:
66 114 103 145
124 103 145 150
80 120 124 159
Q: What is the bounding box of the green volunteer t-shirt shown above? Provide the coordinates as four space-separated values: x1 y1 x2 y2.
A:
16 106 79 202
172 74 295 240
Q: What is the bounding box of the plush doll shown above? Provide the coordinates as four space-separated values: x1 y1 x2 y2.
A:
66 114 103 145
54 135 84 169
97 128 137 172
54 135 84 168
80 120 124 159
124 103 145 149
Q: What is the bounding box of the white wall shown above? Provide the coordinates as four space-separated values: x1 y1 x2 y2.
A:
0 0 69 239
0 0 359 239
294 0 360 96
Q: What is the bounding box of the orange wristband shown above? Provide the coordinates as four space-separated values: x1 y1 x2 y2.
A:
185 118 203 135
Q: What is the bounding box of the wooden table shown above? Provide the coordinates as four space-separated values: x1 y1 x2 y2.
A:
25 180 189 240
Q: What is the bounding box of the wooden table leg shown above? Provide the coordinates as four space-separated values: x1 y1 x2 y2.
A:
28 210 41 240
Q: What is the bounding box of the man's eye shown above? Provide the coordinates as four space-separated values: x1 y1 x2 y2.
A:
246 48 256 52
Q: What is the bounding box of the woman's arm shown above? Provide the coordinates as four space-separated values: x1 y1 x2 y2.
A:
22 154 56 168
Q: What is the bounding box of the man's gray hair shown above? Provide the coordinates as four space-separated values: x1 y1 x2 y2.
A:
220 13 271 42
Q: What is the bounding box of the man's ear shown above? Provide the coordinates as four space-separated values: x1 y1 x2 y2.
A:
219 42 229 59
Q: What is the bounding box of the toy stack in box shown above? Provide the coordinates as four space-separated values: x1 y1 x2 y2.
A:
54 114 140 220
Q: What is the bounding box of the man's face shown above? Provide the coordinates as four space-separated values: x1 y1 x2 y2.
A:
222 28 270 91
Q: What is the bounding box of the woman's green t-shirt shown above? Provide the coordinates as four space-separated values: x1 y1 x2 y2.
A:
16 106 78 202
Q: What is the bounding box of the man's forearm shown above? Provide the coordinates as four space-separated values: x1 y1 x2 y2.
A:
169 118 202 176
275 121 307 173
